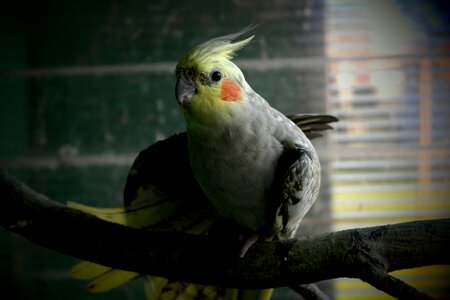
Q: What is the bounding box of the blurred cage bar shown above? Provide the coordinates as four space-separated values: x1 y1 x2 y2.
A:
325 0 450 299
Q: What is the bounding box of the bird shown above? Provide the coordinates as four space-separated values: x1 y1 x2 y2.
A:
69 28 338 300
174 28 325 257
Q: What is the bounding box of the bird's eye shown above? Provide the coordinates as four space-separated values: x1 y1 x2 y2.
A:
185 69 194 77
211 70 222 82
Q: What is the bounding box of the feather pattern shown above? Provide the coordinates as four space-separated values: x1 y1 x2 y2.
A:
177 26 256 70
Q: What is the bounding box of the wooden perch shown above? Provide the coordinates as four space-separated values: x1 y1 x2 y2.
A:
1 169 449 299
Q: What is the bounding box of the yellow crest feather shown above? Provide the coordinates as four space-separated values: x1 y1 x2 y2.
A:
177 27 255 68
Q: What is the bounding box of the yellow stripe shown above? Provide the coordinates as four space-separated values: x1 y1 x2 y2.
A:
335 279 450 289
331 201 450 212
392 265 450 276
334 266 450 299
335 294 394 300
333 180 418 187
332 190 450 201
331 216 442 224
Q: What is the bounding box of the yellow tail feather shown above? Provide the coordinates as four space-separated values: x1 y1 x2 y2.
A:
68 198 271 299
70 261 112 280
144 276 169 300
67 197 184 229
87 269 140 293
67 199 162 292
70 261 139 292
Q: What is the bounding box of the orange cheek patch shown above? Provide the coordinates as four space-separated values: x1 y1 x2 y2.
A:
220 79 242 102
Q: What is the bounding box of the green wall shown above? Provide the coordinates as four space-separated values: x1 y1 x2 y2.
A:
0 1 327 299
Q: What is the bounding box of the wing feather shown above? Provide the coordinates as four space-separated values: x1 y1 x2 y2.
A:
276 146 321 239
287 114 338 140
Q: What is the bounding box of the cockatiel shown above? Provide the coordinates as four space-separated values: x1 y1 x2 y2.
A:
69 29 338 299
175 29 323 255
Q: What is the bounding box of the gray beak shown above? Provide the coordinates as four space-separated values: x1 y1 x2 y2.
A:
175 78 196 107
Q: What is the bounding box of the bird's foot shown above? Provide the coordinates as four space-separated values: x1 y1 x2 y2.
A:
239 234 260 258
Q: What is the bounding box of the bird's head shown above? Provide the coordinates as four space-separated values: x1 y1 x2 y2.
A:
175 29 254 127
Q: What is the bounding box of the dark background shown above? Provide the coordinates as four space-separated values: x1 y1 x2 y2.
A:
1 0 449 299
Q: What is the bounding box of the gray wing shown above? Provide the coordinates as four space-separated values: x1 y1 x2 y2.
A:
287 114 339 140
275 144 321 239
122 133 215 233
123 132 203 206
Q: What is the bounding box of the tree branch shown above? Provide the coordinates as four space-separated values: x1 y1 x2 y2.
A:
1 169 449 299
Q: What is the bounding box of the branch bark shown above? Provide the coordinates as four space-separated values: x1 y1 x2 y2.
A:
1 169 449 299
